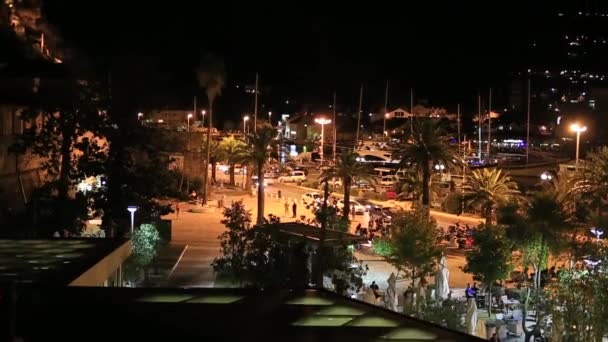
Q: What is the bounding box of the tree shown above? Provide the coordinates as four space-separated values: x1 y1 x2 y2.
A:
124 223 161 284
384 204 441 287
503 192 571 341
320 152 372 219
463 224 513 314
197 54 225 205
247 124 276 224
393 119 457 209
464 168 521 225
14 81 109 235
572 146 608 216
212 200 253 285
201 136 220 185
217 136 248 186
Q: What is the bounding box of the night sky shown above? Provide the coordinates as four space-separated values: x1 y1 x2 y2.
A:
41 1 577 119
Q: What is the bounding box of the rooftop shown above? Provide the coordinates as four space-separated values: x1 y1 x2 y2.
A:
0 238 131 286
8 287 483 341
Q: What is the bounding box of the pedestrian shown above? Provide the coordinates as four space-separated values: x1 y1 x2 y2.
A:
284 200 289 217
351 204 356 219
369 217 374 230
175 201 180 219
355 223 362 235
292 201 297 218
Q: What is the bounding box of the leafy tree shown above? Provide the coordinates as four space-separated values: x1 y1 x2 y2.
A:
197 54 225 204
548 256 608 342
464 168 521 225
384 204 441 287
124 223 161 284
320 152 372 219
217 136 248 185
463 224 513 313
13 81 109 235
393 119 457 209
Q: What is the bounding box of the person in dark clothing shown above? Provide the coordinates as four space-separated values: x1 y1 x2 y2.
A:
292 202 297 218
370 281 381 298
355 223 362 235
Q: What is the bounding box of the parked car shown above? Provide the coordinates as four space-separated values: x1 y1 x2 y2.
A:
264 171 279 179
251 176 272 188
278 171 307 183
302 192 322 207
337 199 366 214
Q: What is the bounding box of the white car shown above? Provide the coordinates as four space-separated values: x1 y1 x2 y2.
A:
337 199 366 214
278 171 307 183
251 176 272 188
302 192 322 207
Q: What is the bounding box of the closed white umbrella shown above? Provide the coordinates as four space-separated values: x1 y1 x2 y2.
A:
384 272 397 311
465 298 478 335
435 253 450 300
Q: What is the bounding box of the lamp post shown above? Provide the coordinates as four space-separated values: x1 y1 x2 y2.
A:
315 118 332 163
243 115 250 134
590 227 604 242
384 113 389 137
127 206 138 234
187 113 193 132
570 123 587 166
201 110 206 125
268 111 272 125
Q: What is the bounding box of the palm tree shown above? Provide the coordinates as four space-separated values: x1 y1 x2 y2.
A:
247 124 277 224
197 54 225 205
320 152 372 220
201 136 220 185
464 168 521 225
217 136 248 186
572 146 608 216
393 119 457 208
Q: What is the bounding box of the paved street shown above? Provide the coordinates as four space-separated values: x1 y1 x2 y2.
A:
161 182 480 297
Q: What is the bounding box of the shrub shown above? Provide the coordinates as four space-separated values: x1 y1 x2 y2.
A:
190 177 203 192
302 180 319 189
442 193 463 214
372 237 392 256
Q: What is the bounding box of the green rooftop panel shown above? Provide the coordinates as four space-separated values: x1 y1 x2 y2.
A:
381 327 438 340
347 316 400 327
292 315 354 327
186 295 244 304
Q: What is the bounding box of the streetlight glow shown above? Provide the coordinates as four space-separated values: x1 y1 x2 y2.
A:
201 110 206 125
314 118 332 163
127 206 138 234
570 122 587 165
243 115 250 134
187 113 193 131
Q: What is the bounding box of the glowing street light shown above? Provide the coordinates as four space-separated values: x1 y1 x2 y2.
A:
540 172 553 181
243 115 250 134
384 113 389 137
315 117 332 163
590 227 604 242
570 123 587 166
201 110 206 125
187 113 193 132
127 206 138 234
138 112 143 120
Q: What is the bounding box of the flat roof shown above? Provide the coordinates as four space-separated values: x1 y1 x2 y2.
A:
9 287 483 341
0 238 130 286
256 223 368 244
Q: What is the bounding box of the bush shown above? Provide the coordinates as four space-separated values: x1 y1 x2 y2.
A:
441 193 463 214
302 180 318 189
371 237 392 256
190 177 203 192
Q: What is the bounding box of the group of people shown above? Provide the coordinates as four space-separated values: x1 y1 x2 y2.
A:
283 199 298 218
465 282 480 299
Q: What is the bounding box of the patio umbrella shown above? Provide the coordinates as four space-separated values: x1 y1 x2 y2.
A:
384 272 397 311
435 253 450 300
465 298 478 335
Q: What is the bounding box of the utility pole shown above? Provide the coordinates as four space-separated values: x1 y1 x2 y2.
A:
383 80 389 137
526 78 531 165
457 104 461 157
254 72 259 132
332 92 337 161
356 84 363 145
487 88 492 160
478 94 482 159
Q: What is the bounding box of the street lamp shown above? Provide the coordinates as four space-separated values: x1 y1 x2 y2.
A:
314 118 332 163
201 110 206 125
243 115 250 134
590 227 604 242
384 113 389 137
187 113 193 132
268 111 272 125
127 206 138 234
570 123 587 166
540 172 553 181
